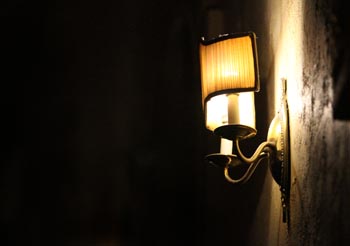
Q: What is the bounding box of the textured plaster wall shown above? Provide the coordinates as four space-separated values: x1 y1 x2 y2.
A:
249 0 350 245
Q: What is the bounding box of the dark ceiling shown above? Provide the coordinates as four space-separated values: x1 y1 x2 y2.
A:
2 0 269 245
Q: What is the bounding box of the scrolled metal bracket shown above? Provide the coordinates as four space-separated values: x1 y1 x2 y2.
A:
205 79 290 223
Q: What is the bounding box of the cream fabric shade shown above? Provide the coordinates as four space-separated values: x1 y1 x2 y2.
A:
200 32 259 105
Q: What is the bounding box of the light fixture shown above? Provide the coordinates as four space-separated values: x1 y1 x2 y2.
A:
199 32 291 223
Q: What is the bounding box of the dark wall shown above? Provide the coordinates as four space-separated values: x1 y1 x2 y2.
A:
3 0 206 245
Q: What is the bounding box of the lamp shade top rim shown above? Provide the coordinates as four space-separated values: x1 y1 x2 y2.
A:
200 31 257 46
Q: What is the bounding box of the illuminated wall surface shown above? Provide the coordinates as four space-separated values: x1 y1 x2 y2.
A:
201 0 350 245
245 0 350 245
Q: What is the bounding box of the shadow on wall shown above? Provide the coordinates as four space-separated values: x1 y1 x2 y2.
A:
332 0 350 120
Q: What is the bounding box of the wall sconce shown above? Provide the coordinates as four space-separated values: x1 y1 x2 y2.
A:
199 32 290 223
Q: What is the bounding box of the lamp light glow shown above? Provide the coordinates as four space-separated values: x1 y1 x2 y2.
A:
205 92 256 131
200 32 259 108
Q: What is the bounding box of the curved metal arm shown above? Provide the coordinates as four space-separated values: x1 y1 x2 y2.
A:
224 152 267 184
235 139 275 163
223 140 276 184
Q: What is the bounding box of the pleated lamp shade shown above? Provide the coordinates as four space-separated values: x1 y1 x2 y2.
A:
199 32 259 105
199 32 259 132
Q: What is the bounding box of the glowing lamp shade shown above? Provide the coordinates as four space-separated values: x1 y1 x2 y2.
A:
199 32 259 131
